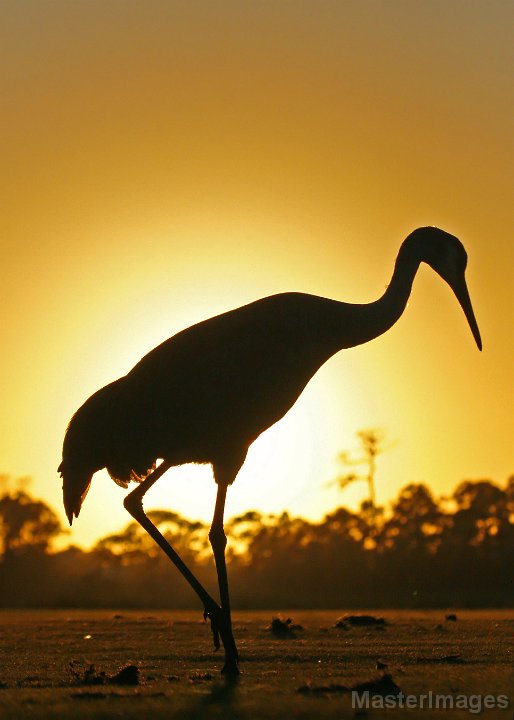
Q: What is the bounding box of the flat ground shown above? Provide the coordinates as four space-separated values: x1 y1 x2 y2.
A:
0 609 512 719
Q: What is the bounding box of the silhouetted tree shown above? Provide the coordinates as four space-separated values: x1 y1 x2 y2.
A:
0 478 64 559
0 472 513 608
451 479 507 546
380 483 445 554
331 429 388 514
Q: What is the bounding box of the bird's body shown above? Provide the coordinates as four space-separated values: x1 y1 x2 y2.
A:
91 292 388 476
123 292 337 467
62 292 382 491
59 226 482 674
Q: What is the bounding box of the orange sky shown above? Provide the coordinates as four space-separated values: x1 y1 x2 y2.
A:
1 1 512 548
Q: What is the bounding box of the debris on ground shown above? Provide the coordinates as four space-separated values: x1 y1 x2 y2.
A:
335 615 387 628
298 673 401 698
446 613 458 622
268 616 303 638
108 665 140 686
188 672 213 684
69 662 140 686
351 673 401 697
69 662 106 686
416 654 465 664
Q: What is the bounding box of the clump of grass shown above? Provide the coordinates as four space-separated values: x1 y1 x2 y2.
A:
109 665 140 685
69 662 105 686
416 654 465 665
267 616 303 638
69 662 140 686
188 672 213 684
351 673 401 697
335 614 387 628
298 674 401 698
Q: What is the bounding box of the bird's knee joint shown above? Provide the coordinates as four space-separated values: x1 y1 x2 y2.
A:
124 492 143 517
209 525 227 551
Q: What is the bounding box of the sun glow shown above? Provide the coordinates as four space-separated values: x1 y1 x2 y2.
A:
1 1 509 550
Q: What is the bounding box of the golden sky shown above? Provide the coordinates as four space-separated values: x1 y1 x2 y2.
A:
1 1 512 548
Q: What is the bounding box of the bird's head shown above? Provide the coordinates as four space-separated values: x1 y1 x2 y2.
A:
406 227 482 351
58 380 120 525
59 414 98 525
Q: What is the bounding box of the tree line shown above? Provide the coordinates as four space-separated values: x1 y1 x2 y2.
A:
0 473 513 608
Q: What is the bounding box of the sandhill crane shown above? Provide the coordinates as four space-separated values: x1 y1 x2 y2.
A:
58 226 481 674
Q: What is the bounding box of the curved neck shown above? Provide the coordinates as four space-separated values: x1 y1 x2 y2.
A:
326 241 422 352
374 241 421 335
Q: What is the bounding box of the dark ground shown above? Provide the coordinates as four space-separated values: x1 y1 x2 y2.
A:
0 609 512 719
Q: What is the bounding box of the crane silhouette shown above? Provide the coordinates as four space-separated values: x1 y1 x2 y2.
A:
58 226 481 674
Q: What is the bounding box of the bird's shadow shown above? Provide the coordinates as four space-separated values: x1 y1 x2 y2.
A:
184 674 242 720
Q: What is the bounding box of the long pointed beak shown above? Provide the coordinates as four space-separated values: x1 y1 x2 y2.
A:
453 273 482 351
63 484 76 526
62 471 92 527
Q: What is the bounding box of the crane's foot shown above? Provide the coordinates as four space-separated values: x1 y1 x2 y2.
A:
221 656 241 676
203 604 240 675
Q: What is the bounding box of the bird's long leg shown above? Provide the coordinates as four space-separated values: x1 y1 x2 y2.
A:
123 461 222 643
209 464 239 675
